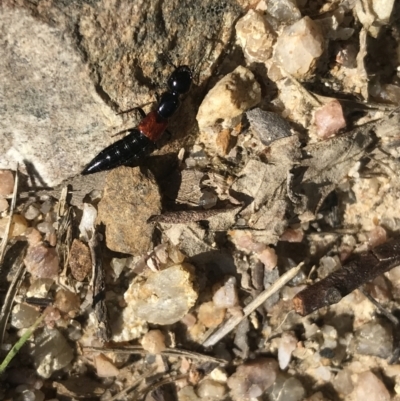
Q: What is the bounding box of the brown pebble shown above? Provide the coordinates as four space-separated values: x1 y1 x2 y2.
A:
0 170 14 195
94 353 119 378
69 239 92 281
24 243 59 279
227 358 279 399
0 214 28 238
216 129 235 155
141 329 166 354
198 301 226 328
314 99 346 139
0 198 9 212
54 289 80 315
97 167 161 254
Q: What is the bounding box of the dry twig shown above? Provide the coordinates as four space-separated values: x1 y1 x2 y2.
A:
83 346 227 365
293 238 400 316
202 263 303 347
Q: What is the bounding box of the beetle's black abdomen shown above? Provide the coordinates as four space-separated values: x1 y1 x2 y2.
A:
82 129 155 175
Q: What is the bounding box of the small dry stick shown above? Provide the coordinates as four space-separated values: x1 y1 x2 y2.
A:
89 231 111 342
83 345 227 365
108 367 157 401
0 167 19 265
202 263 303 347
148 206 241 224
293 237 400 316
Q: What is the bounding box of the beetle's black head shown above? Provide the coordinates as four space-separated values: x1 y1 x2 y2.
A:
167 65 193 96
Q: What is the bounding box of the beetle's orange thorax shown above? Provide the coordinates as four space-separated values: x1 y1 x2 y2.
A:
138 110 168 142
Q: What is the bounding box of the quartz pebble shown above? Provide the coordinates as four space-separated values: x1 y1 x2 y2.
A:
278 332 298 369
178 386 200 401
114 264 197 341
27 278 54 299
32 327 74 378
210 367 228 383
368 226 387 248
321 325 338 349
36 221 54 235
24 242 59 279
268 374 305 401
197 66 261 133
235 9 276 63
266 0 301 24
67 320 82 341
313 99 346 139
0 214 28 238
353 320 392 358
198 301 226 328
11 303 40 329
0 170 14 195
110 257 127 279
79 203 97 241
351 371 390 401
141 330 166 354
39 200 52 215
273 17 324 78
318 256 340 279
213 276 239 309
24 204 40 220
197 379 227 399
125 264 197 325
227 358 279 400
199 190 218 209
332 369 354 396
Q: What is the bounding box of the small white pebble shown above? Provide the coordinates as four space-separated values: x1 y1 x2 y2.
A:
24 204 40 220
210 367 228 383
213 277 239 309
40 200 53 214
79 203 97 241
36 221 54 234
368 226 387 248
197 379 226 399
278 332 298 369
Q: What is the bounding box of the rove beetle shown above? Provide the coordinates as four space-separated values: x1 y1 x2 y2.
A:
82 65 193 175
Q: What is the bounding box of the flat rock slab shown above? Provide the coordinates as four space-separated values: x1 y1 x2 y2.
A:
97 167 161 255
0 7 120 186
